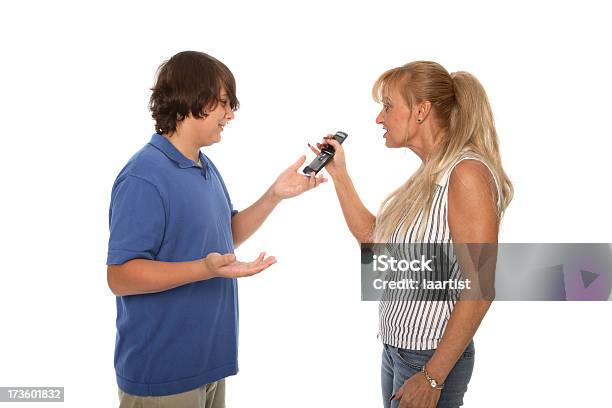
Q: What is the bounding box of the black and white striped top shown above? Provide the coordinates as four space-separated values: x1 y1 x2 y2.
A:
378 151 502 350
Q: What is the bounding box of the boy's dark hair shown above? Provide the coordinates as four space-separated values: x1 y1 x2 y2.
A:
149 51 239 135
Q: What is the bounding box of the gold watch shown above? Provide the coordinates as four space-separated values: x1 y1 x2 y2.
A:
421 365 445 390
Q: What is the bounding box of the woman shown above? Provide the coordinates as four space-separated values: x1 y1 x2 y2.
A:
309 61 513 407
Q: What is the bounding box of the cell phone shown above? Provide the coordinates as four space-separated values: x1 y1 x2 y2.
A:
303 131 348 175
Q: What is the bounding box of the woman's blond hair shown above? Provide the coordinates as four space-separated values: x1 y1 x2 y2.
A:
372 61 513 243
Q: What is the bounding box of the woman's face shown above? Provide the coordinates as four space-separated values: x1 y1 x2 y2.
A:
375 87 416 149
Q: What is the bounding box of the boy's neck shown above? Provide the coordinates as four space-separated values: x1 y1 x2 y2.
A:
163 131 201 162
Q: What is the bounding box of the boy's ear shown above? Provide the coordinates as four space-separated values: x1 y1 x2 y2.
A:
200 101 216 118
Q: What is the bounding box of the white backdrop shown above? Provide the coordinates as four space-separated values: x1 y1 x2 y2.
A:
1 1 611 407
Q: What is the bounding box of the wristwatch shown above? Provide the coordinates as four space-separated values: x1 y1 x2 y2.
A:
421 365 445 390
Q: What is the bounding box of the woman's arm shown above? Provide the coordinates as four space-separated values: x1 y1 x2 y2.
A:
395 159 499 407
310 136 376 243
426 159 499 381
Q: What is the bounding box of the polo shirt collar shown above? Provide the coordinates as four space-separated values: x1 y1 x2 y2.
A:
149 133 209 176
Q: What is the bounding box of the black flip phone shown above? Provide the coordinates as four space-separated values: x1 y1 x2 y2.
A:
303 131 348 175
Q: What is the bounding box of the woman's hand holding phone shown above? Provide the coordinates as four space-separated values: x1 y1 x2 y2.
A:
307 134 347 179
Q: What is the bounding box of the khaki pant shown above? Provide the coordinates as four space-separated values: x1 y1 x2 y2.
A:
118 379 225 408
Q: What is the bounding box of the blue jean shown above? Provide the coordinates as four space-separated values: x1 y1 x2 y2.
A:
381 341 475 408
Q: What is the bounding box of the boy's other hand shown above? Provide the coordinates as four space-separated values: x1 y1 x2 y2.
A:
203 252 277 278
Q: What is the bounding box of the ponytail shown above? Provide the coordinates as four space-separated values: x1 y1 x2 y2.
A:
449 71 513 215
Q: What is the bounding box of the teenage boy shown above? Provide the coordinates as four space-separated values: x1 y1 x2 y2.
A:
106 51 326 407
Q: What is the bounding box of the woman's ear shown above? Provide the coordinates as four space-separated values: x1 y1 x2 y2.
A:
416 101 432 123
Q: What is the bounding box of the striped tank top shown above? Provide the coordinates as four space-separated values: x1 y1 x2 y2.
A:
378 151 502 350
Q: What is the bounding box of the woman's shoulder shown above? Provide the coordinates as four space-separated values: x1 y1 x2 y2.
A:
449 159 497 194
448 156 501 218
435 150 489 186
436 150 501 212
446 158 501 241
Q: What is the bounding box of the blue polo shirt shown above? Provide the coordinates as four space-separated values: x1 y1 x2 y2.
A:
107 133 239 396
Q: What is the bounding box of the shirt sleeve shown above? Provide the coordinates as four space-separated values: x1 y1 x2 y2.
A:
107 175 166 265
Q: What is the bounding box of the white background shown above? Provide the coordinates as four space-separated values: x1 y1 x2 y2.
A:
1 0 611 407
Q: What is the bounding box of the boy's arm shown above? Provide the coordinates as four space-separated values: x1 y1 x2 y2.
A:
108 252 276 296
231 156 326 247
231 185 280 248
107 175 275 296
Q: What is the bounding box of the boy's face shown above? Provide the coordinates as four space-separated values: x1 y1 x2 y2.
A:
188 86 235 146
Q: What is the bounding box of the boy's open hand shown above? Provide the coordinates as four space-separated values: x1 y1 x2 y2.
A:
204 252 277 278
270 155 327 200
